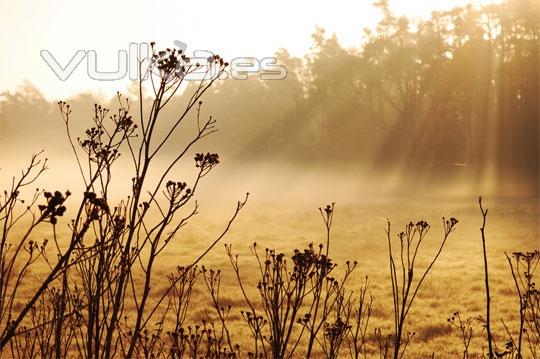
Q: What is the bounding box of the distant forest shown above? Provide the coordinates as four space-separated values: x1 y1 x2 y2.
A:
1 0 538 192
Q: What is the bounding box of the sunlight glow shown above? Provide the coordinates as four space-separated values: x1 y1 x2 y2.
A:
0 0 501 99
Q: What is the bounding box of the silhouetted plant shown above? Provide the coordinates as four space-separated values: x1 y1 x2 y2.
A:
320 260 356 359
447 311 474 359
302 203 347 358
0 151 93 353
374 327 391 359
201 266 238 354
504 250 540 358
10 284 83 358
323 316 351 359
168 320 238 359
226 204 359 359
385 217 458 358
0 43 250 358
170 265 199 333
347 276 373 359
478 196 495 359
228 243 312 358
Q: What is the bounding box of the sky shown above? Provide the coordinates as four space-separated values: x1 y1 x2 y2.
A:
0 0 497 100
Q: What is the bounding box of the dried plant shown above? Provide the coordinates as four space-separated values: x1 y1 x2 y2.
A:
479 196 494 359
225 204 360 359
347 276 373 359
447 311 474 359
504 250 540 358
385 216 458 358
201 266 238 355
375 327 392 359
0 43 249 358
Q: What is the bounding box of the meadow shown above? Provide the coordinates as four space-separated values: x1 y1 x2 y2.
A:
7 193 538 358
154 195 539 357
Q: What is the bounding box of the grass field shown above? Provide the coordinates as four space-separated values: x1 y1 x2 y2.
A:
130 195 539 357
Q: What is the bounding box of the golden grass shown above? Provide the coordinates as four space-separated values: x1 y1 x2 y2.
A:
136 196 537 357
10 196 539 357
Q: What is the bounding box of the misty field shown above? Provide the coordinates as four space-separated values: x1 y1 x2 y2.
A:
9 195 538 357
8 196 523 357
138 196 535 358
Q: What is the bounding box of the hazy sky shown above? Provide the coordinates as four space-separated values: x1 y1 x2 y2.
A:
0 0 497 100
